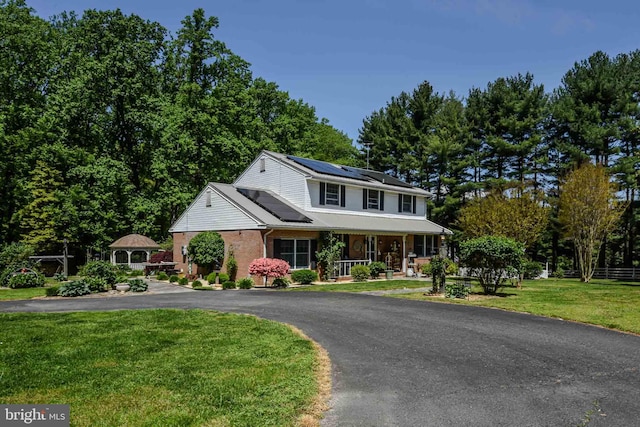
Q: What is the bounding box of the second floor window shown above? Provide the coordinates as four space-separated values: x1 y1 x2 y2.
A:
319 182 346 207
363 189 384 210
399 194 416 213
326 183 340 205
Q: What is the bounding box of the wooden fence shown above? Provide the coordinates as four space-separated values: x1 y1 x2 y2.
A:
563 268 639 281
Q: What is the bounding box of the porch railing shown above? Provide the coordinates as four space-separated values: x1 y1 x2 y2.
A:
564 268 639 281
334 259 370 277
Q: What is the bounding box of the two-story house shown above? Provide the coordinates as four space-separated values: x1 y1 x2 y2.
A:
170 150 452 281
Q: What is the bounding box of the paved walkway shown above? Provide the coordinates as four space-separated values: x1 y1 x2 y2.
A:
1 289 637 426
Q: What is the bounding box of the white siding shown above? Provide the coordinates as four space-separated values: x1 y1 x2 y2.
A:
308 180 428 218
235 155 308 207
171 187 261 232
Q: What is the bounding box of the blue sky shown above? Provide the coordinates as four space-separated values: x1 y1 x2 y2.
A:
28 0 640 143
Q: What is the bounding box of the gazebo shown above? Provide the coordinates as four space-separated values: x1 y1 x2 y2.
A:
109 234 160 271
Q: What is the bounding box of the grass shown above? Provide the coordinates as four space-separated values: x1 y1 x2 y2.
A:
390 278 640 335
0 309 327 426
289 279 430 293
0 286 47 300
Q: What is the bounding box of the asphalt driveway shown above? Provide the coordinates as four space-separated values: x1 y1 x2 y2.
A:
1 289 638 426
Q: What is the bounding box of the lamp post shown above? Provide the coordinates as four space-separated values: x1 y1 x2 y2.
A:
439 229 447 258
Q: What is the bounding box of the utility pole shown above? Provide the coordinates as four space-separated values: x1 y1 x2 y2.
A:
362 141 373 170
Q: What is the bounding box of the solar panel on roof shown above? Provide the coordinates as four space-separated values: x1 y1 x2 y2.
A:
237 188 312 223
287 155 368 181
342 166 414 188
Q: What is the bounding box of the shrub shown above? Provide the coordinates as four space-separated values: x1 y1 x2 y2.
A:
58 280 91 297
445 259 459 276
272 277 290 288
222 280 236 290
188 231 225 272
0 242 35 287
226 247 238 282
351 265 370 282
368 261 387 278
421 263 432 276
46 285 60 297
218 272 230 283
178 277 189 286
522 260 543 279
156 271 169 281
291 269 318 284
237 277 254 289
128 278 148 292
81 261 117 286
192 280 202 287
8 272 45 289
53 272 67 282
206 272 217 284
460 236 524 295
85 277 108 293
553 268 565 279
130 269 144 277
445 281 470 299
248 258 290 285
169 274 179 283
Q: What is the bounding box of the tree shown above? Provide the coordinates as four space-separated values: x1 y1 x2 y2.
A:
457 189 550 250
248 258 289 286
460 236 524 295
188 231 225 273
558 163 626 282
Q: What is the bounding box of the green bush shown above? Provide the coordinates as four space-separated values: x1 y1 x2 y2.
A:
58 280 91 297
188 231 225 272
178 277 188 286
46 285 60 297
445 282 470 299
53 272 67 282
291 269 318 284
156 271 169 281
222 280 236 290
368 261 387 278
218 272 230 283
237 277 254 289
421 263 432 276
191 279 202 287
350 265 370 282
272 277 290 288
8 272 45 289
553 268 565 279
226 252 238 282
81 261 117 286
128 278 148 292
169 274 179 283
445 259 459 276
206 272 217 284
85 277 108 293
522 260 543 279
0 242 34 287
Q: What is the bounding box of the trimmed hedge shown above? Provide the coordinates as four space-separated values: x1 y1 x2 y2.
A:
237 278 254 289
222 281 236 290
350 265 370 282
291 269 317 284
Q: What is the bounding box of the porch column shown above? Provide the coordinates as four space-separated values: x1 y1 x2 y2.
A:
127 250 132 268
402 235 407 273
146 250 151 262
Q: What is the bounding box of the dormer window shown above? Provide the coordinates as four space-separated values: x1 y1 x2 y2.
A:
363 189 384 211
398 194 416 213
319 182 346 207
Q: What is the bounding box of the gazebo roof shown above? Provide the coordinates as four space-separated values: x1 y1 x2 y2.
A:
109 234 160 249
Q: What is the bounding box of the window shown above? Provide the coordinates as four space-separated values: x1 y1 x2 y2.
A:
414 235 436 257
205 190 212 207
326 183 340 205
398 194 416 213
274 239 317 269
363 189 384 210
319 182 346 207
259 158 266 172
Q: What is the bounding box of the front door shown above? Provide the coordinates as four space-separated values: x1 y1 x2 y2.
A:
365 235 377 262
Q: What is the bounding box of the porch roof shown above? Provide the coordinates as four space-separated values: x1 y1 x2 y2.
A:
214 183 451 235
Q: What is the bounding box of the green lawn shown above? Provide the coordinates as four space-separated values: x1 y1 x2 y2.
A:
290 279 430 293
0 309 325 427
0 286 47 300
390 278 640 335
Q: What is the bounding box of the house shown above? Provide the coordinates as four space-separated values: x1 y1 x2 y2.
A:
170 150 452 281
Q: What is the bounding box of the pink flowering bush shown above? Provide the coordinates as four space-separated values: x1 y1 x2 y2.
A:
248 258 290 286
